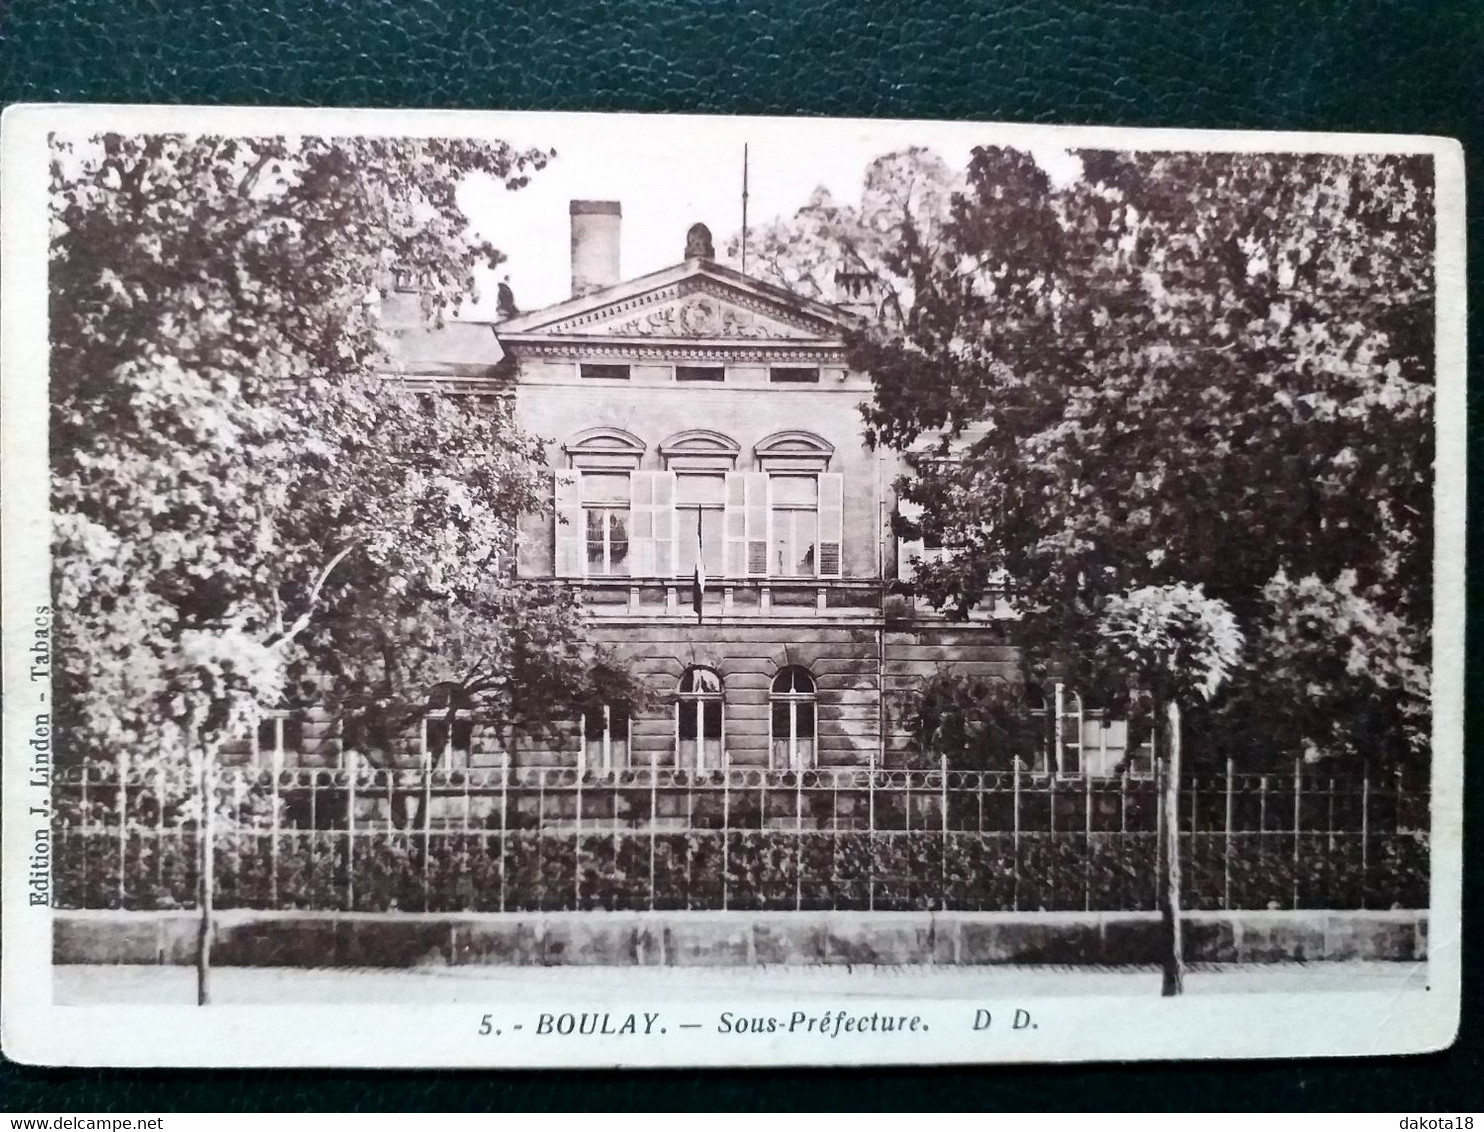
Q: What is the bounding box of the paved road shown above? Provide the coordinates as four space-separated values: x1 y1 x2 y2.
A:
53 961 1428 1005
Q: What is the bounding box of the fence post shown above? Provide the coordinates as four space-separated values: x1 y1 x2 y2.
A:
831 772 840 912
905 768 913 832
1292 758 1302 911
867 762 877 912
536 769 547 910
1223 757 1234 911
687 776 697 911
1118 766 1129 873
459 762 471 909
1083 769 1093 913
648 754 658 913
345 749 357 913
422 757 434 912
794 768 804 912
1153 759 1163 910
575 766 584 911
1360 770 1370 910
155 763 166 897
1327 776 1336 856
117 751 129 909
269 747 281 909
498 762 508 914
1048 770 1056 836
940 753 950 913
80 765 91 900
1012 758 1022 913
721 768 730 911
1115 769 1128 908
194 740 214 1007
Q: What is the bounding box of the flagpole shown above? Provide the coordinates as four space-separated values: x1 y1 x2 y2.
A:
693 508 705 625
741 143 750 277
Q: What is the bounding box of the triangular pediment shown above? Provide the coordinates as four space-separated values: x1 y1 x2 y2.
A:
494 260 850 343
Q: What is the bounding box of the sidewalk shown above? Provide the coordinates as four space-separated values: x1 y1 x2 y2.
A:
53 960 1428 1005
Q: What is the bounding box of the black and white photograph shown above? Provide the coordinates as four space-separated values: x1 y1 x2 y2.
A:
0 105 1464 1068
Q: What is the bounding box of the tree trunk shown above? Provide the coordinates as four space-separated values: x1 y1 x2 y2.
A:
1159 698 1185 996
194 732 214 1006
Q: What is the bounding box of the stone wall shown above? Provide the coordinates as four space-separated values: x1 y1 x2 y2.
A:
55 908 1426 968
218 619 1028 773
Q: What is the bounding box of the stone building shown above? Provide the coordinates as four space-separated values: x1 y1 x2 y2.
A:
241 200 1145 780
489 201 1024 774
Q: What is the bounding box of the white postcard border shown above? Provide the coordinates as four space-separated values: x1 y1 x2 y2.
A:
1 103 1465 1068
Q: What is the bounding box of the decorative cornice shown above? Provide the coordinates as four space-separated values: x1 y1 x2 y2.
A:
537 276 839 339
564 426 647 455
543 284 683 333
504 340 848 363
675 276 839 334
755 429 836 457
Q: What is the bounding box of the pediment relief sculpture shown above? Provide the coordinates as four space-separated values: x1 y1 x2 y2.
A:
545 289 834 341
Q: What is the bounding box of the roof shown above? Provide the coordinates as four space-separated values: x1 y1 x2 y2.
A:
491 257 857 351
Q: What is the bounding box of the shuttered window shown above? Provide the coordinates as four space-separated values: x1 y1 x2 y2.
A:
724 472 771 578
769 475 817 577
581 472 631 576
627 470 677 578
761 472 843 578
554 471 584 577
817 472 843 577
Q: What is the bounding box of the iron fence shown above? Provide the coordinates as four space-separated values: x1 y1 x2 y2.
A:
51 761 1429 914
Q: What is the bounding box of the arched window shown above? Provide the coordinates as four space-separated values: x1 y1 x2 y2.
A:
425 683 475 769
555 428 646 578
661 430 739 582
253 712 306 767
753 431 842 579
770 666 817 771
676 666 724 770
1037 683 1083 776
581 705 630 772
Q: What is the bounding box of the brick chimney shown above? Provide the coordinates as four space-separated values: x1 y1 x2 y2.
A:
570 200 621 298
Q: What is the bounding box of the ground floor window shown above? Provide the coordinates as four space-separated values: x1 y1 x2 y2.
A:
1032 682 1084 776
253 713 305 765
582 705 630 771
676 666 724 770
769 666 817 770
424 684 474 768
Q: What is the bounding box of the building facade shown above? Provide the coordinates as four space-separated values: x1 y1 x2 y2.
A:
488 203 1028 775
236 200 1146 780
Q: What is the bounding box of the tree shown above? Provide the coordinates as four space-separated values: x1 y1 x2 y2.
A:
49 134 646 997
1098 583 1243 995
898 670 1040 771
727 147 960 328
845 146 1433 773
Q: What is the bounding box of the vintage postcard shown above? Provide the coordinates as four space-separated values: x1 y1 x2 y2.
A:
0 104 1464 1068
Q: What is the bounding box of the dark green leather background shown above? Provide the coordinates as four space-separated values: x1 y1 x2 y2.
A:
2 0 1480 1112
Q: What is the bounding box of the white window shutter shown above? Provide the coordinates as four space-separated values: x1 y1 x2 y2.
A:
724 472 747 578
554 471 584 578
817 472 843 577
652 470 677 577
628 472 656 577
745 472 771 577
